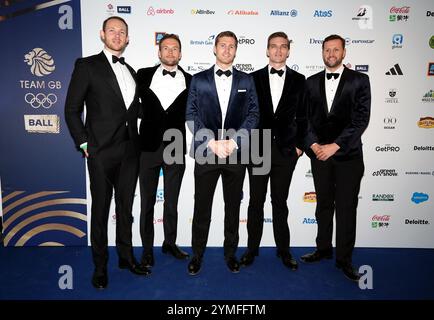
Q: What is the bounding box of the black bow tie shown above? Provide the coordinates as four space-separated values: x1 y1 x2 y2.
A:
326 72 339 80
270 67 284 77
162 69 176 78
112 55 125 65
216 69 232 77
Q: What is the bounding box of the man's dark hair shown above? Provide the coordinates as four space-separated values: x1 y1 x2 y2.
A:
267 32 291 49
215 31 238 48
102 16 128 34
322 34 345 50
159 33 182 51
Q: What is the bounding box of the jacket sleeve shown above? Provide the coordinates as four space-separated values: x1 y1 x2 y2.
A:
334 74 371 152
64 58 89 150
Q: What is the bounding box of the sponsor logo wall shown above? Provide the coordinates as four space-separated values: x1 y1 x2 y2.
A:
1 0 433 248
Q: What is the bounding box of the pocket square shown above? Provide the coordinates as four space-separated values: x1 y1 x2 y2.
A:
237 89 247 92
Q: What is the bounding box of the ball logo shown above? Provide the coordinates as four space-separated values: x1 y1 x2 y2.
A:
24 48 55 77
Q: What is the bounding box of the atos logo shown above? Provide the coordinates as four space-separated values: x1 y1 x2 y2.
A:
313 10 332 17
411 192 429 204
302 217 317 224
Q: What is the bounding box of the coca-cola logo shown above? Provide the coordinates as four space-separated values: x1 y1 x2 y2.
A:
390 6 410 14
372 215 391 222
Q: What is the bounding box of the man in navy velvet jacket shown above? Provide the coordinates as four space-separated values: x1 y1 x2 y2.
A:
185 31 259 275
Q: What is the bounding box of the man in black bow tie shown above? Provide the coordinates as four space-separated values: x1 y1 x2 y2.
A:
301 34 371 282
240 32 306 271
185 31 259 275
136 34 192 269
65 16 151 290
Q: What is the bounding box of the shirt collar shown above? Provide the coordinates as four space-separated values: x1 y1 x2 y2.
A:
103 48 124 65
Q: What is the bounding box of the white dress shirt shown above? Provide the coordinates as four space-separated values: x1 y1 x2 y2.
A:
214 65 233 139
150 65 186 110
103 49 136 110
268 65 286 113
325 65 344 112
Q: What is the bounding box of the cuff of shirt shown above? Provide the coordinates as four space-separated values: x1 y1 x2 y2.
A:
80 142 88 151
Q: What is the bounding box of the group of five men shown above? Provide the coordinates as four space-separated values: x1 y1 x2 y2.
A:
64 16 371 289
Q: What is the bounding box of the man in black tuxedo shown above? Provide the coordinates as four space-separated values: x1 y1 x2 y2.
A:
136 34 191 267
300 34 371 282
65 16 150 289
240 32 306 270
185 31 259 275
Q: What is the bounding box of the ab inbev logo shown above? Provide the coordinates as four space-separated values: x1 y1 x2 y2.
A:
191 9 215 15
24 48 55 77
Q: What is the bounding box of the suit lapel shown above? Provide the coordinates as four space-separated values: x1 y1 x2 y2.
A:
98 52 126 108
258 66 274 117
318 70 328 115
275 66 294 115
207 67 223 125
227 69 240 116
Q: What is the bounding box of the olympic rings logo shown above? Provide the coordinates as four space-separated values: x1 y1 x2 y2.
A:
24 93 57 108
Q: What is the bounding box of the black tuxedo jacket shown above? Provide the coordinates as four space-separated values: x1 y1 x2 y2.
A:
304 66 371 161
65 51 140 156
251 65 306 156
136 65 192 154
185 66 259 158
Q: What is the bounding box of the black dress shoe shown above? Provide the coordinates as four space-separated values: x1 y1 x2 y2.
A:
226 256 240 273
300 250 333 263
240 250 257 267
119 258 151 276
188 256 202 275
162 243 190 260
336 262 361 282
92 271 108 289
141 253 155 267
277 252 298 271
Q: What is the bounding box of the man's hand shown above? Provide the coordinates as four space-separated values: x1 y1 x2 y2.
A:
315 143 340 161
223 139 237 156
208 139 230 158
296 147 303 157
